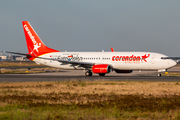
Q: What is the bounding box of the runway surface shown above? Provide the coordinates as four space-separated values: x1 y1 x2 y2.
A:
0 66 180 82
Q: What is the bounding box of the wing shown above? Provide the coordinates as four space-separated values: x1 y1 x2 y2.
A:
5 51 31 57
5 51 96 68
37 57 94 68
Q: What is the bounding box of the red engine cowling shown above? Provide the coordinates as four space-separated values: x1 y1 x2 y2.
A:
92 64 112 74
115 70 133 73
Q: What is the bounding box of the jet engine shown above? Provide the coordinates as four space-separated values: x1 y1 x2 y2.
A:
92 64 112 73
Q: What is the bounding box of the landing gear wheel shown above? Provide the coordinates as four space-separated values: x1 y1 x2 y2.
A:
85 70 92 76
99 73 105 76
158 73 161 77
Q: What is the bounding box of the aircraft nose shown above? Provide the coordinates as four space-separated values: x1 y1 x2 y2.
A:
169 60 177 67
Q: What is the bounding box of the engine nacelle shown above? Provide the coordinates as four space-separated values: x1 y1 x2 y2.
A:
92 64 112 74
115 70 133 73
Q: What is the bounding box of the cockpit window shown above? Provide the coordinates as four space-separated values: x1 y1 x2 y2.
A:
161 57 167 60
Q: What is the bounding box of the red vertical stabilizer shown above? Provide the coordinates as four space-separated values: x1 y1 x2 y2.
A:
22 21 59 60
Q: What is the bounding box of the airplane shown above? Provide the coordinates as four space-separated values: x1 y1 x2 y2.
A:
6 21 178 77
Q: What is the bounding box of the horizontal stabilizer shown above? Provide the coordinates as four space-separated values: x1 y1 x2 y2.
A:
5 51 31 57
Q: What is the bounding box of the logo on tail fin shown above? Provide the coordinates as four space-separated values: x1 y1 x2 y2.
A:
33 43 41 52
24 24 41 54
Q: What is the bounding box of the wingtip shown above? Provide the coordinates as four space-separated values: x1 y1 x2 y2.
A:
111 47 114 52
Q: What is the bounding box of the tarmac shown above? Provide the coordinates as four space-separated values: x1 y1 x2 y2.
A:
0 66 180 82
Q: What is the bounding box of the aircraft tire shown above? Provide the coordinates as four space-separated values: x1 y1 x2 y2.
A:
99 73 105 76
158 73 161 77
85 71 92 76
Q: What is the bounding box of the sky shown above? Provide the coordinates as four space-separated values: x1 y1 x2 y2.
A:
0 1 180 56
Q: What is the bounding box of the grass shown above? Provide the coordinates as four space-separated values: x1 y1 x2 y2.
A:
0 68 58 74
1 81 180 119
0 61 45 67
1 104 180 120
0 61 61 74
1 62 180 119
0 69 46 74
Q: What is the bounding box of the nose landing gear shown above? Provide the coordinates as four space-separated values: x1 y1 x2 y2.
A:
158 73 162 77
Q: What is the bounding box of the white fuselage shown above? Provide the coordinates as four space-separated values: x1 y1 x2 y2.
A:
33 52 176 71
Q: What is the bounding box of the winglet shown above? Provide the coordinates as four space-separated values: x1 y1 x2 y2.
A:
111 47 114 52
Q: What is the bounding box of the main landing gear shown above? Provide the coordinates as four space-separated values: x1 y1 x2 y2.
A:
158 73 162 77
85 71 106 76
85 70 92 76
